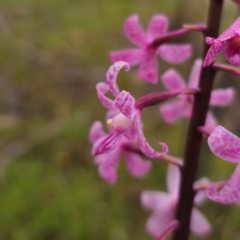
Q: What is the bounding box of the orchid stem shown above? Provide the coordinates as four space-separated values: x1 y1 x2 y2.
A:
172 0 224 239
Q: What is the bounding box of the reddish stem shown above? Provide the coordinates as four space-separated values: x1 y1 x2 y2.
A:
172 0 224 239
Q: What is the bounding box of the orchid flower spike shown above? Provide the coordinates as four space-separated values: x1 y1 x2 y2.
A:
207 126 240 204
92 61 169 159
89 121 152 184
203 17 240 66
110 14 192 84
160 59 235 132
141 164 212 238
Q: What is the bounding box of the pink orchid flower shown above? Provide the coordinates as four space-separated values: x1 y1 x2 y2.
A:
203 17 240 66
92 61 168 159
159 59 235 132
89 121 151 184
207 125 240 204
141 164 212 239
110 14 192 84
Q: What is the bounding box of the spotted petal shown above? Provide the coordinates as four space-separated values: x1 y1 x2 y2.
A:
188 59 202 88
147 14 168 41
92 130 124 155
136 111 168 158
138 50 158 84
126 152 151 177
190 208 212 236
161 68 186 91
208 125 240 163
113 91 135 119
110 49 143 66
89 121 106 143
206 163 240 204
225 43 240 66
158 44 192 64
218 17 240 41
124 15 148 47
106 61 130 97
210 87 235 106
96 82 114 109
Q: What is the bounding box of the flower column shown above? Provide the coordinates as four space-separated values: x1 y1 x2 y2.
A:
172 0 224 239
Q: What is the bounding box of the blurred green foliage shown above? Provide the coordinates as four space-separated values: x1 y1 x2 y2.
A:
0 0 239 239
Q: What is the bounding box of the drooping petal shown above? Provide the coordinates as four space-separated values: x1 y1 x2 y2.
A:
110 49 143 66
136 111 168 158
92 130 124 155
141 191 173 211
188 59 202 88
147 14 168 41
113 91 135 119
95 146 122 184
225 43 240 66
194 177 210 205
138 50 158 84
161 68 186 91
206 163 240 204
210 87 235 106
146 206 175 238
204 111 218 133
124 120 138 142
157 220 179 240
106 61 130 97
190 208 212 236
208 125 240 163
167 164 180 199
89 121 106 143
96 82 114 109
203 41 227 67
126 152 151 177
159 99 187 123
158 44 192 64
124 15 148 47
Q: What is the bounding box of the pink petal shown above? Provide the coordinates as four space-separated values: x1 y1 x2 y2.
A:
204 111 218 133
217 17 240 41
190 208 212 236
92 130 124 155
206 163 240 204
159 99 187 123
208 125 240 163
106 61 130 97
136 111 168 158
157 220 179 240
113 90 135 119
124 120 138 142
96 82 114 109
158 44 192 64
138 50 158 84
110 49 143 66
89 121 106 143
167 164 180 199
210 87 235 106
194 177 210 205
124 15 148 47
95 146 122 184
146 206 175 238
203 41 227 67
188 59 202 88
147 15 168 41
161 68 186 91
141 191 173 210
225 43 240 66
125 152 151 177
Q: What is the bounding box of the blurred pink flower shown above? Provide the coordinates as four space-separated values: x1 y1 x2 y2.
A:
159 59 235 132
141 164 212 238
207 126 240 204
89 121 152 184
203 17 240 66
110 15 192 84
92 61 168 158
